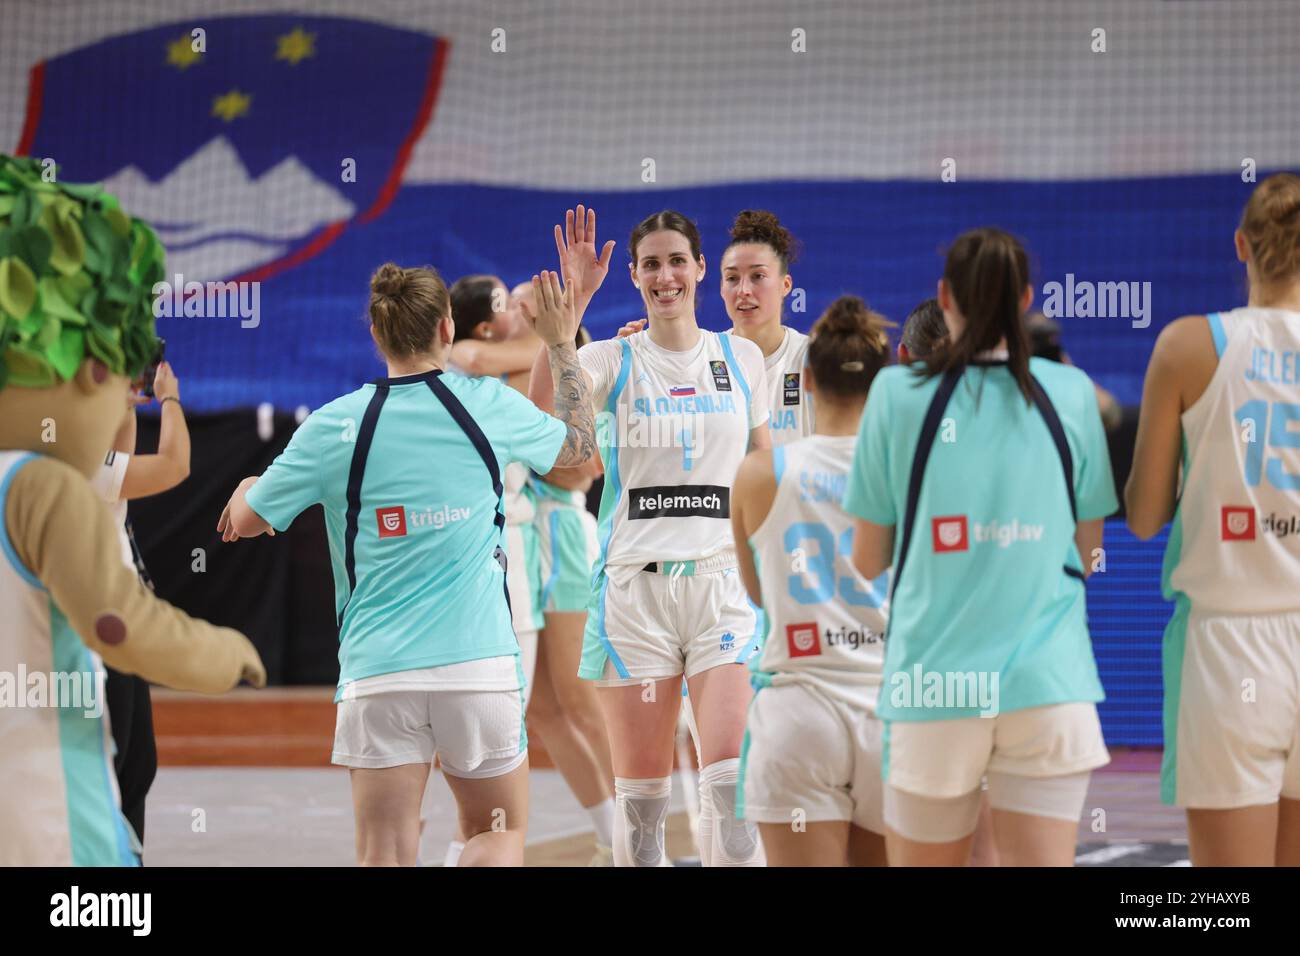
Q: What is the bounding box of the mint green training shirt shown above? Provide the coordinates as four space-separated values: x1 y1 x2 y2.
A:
842 358 1117 721
245 369 566 699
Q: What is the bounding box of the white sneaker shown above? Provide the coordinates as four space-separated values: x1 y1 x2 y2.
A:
587 844 614 867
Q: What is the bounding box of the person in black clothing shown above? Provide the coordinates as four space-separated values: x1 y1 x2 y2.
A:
91 360 191 855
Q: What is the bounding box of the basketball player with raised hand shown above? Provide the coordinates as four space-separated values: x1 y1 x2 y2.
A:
530 206 772 866
732 296 893 865
1127 172 1300 866
221 263 595 866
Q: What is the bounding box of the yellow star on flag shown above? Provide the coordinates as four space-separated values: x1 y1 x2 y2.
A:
166 34 203 70
275 27 316 66
211 89 251 122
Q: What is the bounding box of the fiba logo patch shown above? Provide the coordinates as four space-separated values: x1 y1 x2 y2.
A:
376 506 407 538
1221 506 1255 541
787 621 821 657
932 515 969 553
709 360 732 391
783 372 801 405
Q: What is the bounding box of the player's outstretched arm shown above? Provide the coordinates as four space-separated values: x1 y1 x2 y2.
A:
531 270 596 467
218 476 275 542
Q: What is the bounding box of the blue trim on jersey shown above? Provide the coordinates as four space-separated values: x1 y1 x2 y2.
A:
596 572 631 679
86 643 138 866
611 338 633 405
735 688 760 820
341 386 389 622
0 453 46 591
590 339 634 680
540 510 562 605
734 602 763 665
1207 311 1227 358
772 445 786 488
718 332 752 412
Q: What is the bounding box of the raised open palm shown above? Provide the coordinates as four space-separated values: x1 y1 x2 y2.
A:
554 204 616 313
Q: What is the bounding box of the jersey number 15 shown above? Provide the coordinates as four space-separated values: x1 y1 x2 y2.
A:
1235 400 1300 490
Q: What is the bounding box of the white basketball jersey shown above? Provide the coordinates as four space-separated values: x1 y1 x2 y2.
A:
1167 307 1300 613
504 462 534 526
760 327 815 446
89 450 134 569
0 451 130 866
586 329 764 566
748 435 888 709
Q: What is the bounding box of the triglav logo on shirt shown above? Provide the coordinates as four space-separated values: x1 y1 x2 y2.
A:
786 621 821 657
1221 506 1255 541
932 515 1046 552
376 506 407 538
376 504 472 538
932 515 968 552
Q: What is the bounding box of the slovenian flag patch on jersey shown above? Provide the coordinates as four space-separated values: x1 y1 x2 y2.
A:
669 385 696 397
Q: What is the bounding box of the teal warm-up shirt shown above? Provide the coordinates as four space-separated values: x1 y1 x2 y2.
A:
842 358 1118 721
245 369 566 699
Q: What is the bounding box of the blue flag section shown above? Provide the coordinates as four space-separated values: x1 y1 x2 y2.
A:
19 13 447 390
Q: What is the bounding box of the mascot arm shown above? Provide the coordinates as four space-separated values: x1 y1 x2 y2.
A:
6 456 267 692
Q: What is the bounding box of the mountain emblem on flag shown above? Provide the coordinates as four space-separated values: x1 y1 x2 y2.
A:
17 15 449 282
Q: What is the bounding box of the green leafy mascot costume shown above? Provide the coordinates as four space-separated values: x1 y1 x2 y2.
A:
0 155 265 866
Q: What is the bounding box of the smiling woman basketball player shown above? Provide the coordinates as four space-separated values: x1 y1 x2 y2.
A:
530 206 771 866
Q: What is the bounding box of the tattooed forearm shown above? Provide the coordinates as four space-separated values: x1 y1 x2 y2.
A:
549 342 597 467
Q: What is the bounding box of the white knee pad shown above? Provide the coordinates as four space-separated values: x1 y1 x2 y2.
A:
699 759 765 867
883 784 983 844
614 777 671 867
986 770 1092 822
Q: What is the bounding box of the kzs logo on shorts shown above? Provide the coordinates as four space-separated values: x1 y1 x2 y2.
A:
932 515 969 553
376 506 407 538
786 621 822 657
1221 506 1256 541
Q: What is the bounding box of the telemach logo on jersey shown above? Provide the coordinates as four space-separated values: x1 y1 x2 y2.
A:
628 484 729 519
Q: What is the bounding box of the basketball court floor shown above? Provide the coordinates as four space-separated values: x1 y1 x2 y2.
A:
144 688 1189 867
